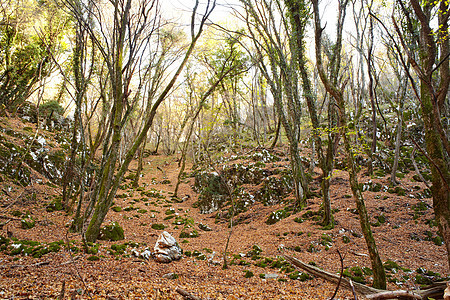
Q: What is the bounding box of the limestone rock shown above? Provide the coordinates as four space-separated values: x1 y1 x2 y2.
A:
153 231 182 263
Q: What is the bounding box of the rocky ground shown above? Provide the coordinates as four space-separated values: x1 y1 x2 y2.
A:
0 116 447 299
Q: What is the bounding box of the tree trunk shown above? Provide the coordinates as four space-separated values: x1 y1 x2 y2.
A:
132 137 147 188
83 1 214 241
285 0 335 226
421 83 450 269
311 0 386 288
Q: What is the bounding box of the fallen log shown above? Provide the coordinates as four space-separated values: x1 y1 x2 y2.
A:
282 254 448 300
365 290 421 299
283 254 382 296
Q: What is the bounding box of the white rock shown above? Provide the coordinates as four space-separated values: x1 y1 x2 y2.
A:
153 231 182 263
264 273 279 279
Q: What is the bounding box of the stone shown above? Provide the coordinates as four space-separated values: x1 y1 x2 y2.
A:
153 231 182 263
264 273 279 279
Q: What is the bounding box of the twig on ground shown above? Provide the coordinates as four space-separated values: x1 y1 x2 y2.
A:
4 261 50 268
349 279 358 300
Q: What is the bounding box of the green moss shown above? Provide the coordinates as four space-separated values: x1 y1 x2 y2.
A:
86 243 99 254
151 223 166 230
266 209 290 225
21 218 35 229
87 255 100 261
298 272 313 281
293 217 304 223
98 222 124 241
179 230 199 238
432 235 443 246
198 223 212 231
111 206 122 212
244 270 254 278
11 210 22 217
383 260 399 271
342 235 350 244
46 199 63 212
343 267 366 284
415 274 433 285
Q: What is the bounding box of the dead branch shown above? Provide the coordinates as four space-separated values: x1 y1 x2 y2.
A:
283 254 448 300
349 279 358 300
365 290 421 299
330 249 344 299
410 148 430 188
283 254 382 295
176 287 203 300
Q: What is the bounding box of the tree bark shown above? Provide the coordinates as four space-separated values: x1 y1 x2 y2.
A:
311 0 386 289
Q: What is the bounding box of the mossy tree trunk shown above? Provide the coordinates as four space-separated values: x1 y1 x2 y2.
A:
132 138 147 189
411 0 450 269
285 0 338 227
391 0 449 269
242 0 310 208
312 0 386 289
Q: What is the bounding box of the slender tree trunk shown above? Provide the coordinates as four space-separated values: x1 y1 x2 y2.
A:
285 0 334 226
390 77 407 184
132 137 147 188
270 117 281 149
367 16 376 175
311 0 386 288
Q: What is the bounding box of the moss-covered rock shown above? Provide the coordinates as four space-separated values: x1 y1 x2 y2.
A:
21 217 35 229
255 172 293 205
98 222 124 241
266 208 291 225
151 223 166 230
193 171 228 214
46 198 63 212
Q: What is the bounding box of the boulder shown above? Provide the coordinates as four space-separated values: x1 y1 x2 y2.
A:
153 231 182 263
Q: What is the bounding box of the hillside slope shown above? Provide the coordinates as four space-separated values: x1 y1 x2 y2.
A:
0 116 447 299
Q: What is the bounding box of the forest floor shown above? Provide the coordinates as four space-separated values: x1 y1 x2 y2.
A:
0 120 447 299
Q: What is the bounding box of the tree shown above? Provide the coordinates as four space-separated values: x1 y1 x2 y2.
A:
240 0 310 207
285 0 338 227
0 0 67 112
65 0 216 242
311 0 387 289
388 0 450 269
